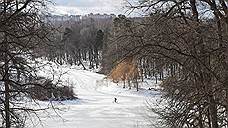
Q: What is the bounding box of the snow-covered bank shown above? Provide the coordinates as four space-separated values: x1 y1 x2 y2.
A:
29 62 159 128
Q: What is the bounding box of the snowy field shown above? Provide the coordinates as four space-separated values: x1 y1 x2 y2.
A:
27 61 160 128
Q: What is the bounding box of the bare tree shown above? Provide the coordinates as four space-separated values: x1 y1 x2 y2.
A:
0 0 59 127
101 0 228 127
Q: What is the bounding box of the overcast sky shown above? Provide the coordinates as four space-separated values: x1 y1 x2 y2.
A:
50 0 130 16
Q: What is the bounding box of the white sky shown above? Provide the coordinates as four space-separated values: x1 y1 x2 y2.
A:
50 0 130 15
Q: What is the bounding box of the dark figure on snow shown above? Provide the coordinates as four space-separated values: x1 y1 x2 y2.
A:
114 97 117 103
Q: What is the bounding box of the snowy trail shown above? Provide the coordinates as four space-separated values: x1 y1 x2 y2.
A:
33 68 156 128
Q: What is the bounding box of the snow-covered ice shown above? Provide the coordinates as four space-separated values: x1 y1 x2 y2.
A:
28 62 159 128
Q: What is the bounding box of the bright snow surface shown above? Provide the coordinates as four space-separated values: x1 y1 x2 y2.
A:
28 62 159 128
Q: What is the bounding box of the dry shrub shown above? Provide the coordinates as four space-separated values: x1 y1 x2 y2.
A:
28 78 77 101
108 56 139 83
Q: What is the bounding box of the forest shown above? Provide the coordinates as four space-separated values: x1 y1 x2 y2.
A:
0 0 228 128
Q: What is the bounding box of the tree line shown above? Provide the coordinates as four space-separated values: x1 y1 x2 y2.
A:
44 16 114 70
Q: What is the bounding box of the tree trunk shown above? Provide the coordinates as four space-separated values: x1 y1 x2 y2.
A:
128 79 131 89
208 95 218 128
3 2 10 125
136 79 138 91
198 105 204 128
4 40 10 128
190 0 199 22
207 108 212 128
155 74 158 84
226 89 228 128
4 68 10 128
123 80 125 88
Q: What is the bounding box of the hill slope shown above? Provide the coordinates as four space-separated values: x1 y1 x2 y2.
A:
31 64 158 128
